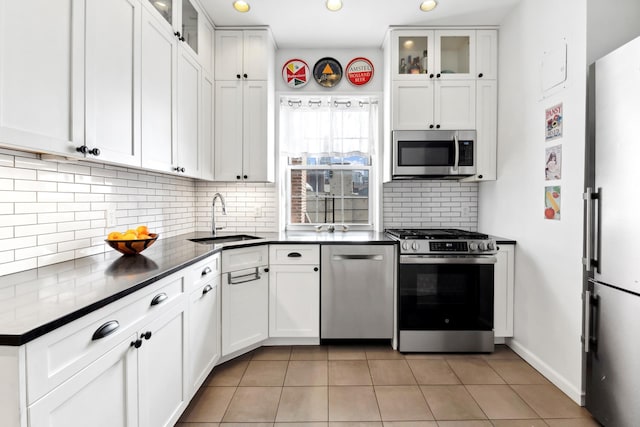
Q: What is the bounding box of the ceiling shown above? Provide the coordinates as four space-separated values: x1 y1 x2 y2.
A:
200 0 521 49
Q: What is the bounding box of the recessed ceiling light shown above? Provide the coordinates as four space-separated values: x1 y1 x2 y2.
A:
420 0 438 12
233 0 250 13
326 0 343 12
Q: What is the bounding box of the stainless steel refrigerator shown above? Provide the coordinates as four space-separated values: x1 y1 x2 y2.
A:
584 35 640 427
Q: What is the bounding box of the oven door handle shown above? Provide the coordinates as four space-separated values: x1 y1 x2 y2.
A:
400 256 497 265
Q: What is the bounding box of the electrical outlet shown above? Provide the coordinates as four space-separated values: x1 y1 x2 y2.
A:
253 206 262 217
462 206 470 217
106 205 117 227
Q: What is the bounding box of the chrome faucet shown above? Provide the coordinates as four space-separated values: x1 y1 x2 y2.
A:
211 193 227 236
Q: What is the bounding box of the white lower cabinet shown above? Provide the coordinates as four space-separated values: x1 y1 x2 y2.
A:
268 245 320 338
187 277 220 394
221 245 269 356
137 301 187 427
24 269 191 427
494 243 515 338
28 335 138 427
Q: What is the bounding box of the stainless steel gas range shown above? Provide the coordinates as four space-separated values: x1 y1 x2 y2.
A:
385 228 497 353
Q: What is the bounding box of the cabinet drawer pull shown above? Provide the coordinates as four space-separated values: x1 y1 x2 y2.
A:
202 266 212 276
202 284 213 295
228 268 261 285
150 293 168 306
287 252 302 258
92 320 119 341
314 267 319 272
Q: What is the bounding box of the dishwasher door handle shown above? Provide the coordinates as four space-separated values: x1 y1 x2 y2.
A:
331 254 384 261
228 268 262 285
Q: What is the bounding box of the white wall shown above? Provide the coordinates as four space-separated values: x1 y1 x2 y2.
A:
478 0 587 403
587 0 640 65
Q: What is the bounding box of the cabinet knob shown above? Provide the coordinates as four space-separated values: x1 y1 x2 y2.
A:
236 74 241 79
76 145 88 154
130 339 142 349
478 174 483 179
436 73 441 78
174 31 181 38
173 166 186 173
478 73 484 78
429 124 434 129
264 267 269 273
436 124 441 129
243 73 248 78
87 147 100 156
314 267 319 272
429 73 434 78
142 331 152 340
236 175 241 180
243 175 248 179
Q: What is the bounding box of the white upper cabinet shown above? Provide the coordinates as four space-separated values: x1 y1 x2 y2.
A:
85 0 141 167
215 30 272 81
214 29 274 182
476 30 498 80
0 0 84 158
143 0 210 68
392 30 476 81
140 0 214 179
140 7 178 173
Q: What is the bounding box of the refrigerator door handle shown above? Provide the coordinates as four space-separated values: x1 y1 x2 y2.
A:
583 290 592 353
583 188 600 272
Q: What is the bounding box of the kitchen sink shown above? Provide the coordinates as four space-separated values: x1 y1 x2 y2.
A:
188 234 261 245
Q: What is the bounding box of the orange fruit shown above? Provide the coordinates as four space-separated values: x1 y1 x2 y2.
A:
122 233 137 240
138 234 150 240
136 225 149 235
125 229 138 236
107 231 123 240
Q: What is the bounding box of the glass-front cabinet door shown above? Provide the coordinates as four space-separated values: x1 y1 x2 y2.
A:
181 0 199 54
146 0 175 26
392 30 435 80
435 30 476 80
392 30 476 80
144 0 199 55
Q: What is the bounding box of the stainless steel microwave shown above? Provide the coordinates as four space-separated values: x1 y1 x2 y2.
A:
392 130 476 179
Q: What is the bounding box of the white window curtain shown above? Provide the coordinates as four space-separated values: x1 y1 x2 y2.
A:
280 96 378 157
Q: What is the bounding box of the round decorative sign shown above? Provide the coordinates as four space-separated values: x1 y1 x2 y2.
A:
346 57 374 86
313 57 342 88
282 59 310 88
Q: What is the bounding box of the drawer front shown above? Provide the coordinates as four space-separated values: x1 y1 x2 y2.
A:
26 275 184 404
269 244 319 265
189 253 221 291
222 245 268 273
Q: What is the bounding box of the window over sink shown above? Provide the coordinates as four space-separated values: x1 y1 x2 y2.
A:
279 96 379 230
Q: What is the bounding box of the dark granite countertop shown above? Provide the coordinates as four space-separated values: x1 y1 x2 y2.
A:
0 230 395 346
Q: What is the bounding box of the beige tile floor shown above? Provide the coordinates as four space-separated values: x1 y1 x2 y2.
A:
176 345 600 427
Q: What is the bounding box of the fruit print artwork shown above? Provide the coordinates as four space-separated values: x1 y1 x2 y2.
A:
544 186 561 220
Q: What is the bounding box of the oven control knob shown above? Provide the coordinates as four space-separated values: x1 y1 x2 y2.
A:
411 242 419 251
487 242 495 251
469 242 478 251
478 242 487 251
402 241 409 251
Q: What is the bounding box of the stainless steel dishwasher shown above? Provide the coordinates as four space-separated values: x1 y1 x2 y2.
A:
321 244 395 339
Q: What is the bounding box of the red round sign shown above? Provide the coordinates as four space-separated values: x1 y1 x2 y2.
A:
346 57 374 86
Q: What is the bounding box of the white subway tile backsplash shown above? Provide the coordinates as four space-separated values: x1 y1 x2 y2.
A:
2 214 37 226
383 181 478 231
38 251 75 268
38 192 74 203
1 191 37 203
14 223 57 238
0 236 37 251
0 227 14 239
57 163 91 175
39 212 75 224
37 231 75 245
15 203 57 214
0 154 14 167
36 170 74 183
0 178 13 190
15 244 57 261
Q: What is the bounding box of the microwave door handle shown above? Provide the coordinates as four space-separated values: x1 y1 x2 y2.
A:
453 133 460 172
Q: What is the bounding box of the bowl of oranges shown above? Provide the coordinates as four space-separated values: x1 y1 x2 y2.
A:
105 226 158 255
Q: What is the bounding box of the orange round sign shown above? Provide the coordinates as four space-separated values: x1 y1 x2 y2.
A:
346 57 374 86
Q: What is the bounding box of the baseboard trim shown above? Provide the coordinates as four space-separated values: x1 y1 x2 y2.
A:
507 338 584 405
